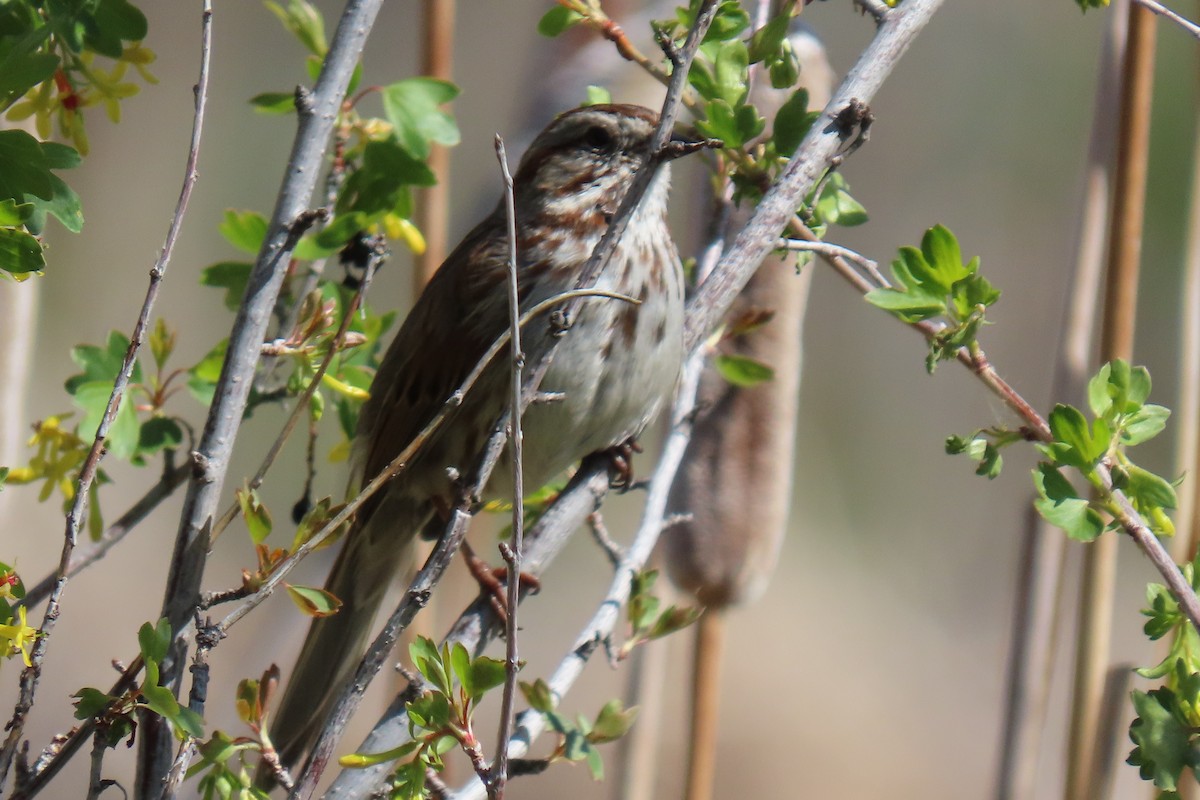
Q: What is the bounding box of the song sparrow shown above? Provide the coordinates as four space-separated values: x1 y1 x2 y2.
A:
268 104 693 774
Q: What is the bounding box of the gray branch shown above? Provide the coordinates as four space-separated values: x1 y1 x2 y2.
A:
139 0 387 793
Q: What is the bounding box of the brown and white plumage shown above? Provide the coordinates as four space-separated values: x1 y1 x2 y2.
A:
267 104 686 775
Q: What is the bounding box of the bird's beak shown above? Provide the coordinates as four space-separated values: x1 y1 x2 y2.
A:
663 130 722 160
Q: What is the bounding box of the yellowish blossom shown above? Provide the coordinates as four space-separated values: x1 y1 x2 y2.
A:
0 606 37 667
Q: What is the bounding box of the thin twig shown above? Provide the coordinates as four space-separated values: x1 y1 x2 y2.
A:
777 236 887 287
489 135 523 799
140 0 388 787
1132 0 1200 39
0 2 214 791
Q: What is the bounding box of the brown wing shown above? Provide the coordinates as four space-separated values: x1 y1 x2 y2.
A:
353 209 508 497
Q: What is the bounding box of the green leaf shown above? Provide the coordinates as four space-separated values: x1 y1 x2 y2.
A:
1032 463 1104 542
747 14 790 63
695 99 742 148
950 271 1000 319
647 605 703 640
338 139 435 219
1127 363 1153 408
0 31 56 111
1047 403 1108 466
713 353 774 387
0 131 81 233
199 261 253 311
1128 688 1191 791
0 226 44 276
584 85 612 106
1123 404 1170 446
218 210 268 255
264 0 327 55
186 339 227 405
249 91 296 114
865 285 945 322
768 47 799 89
698 1 750 43
772 89 817 156
710 40 749 106
815 179 868 227
1088 362 1115 418
380 78 460 161
406 691 451 731
409 636 451 696
1125 465 1178 511
520 679 555 713
66 331 140 394
73 687 115 720
73 381 139 460
449 642 472 697
137 417 182 456
138 618 172 664
236 487 273 544
86 0 149 58
920 224 968 288
285 584 342 617
0 200 33 227
467 655 507 699
589 700 638 744
537 6 583 37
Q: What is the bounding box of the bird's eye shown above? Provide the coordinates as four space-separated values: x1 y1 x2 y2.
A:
582 125 614 151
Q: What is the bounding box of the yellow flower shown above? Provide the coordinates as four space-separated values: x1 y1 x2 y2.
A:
120 43 159 85
0 606 38 667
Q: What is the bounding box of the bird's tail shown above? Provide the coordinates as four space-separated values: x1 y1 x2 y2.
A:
263 492 427 782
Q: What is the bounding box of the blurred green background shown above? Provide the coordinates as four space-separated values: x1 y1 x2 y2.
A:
2 0 1198 797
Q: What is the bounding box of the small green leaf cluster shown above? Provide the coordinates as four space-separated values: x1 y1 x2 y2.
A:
0 0 157 277
73 620 203 750
340 637 507 799
519 678 638 781
0 319 191 539
1032 360 1174 543
66 322 186 464
187 667 279 800
1128 554 1200 794
539 2 864 236
250 1 458 259
1075 0 1110 9
945 426 1026 480
0 562 36 668
621 570 702 659
866 225 1000 372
